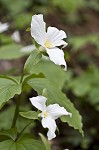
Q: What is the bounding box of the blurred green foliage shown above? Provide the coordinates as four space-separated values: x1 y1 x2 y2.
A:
0 44 26 59
0 0 30 17
69 34 99 52
65 66 99 109
52 0 85 13
14 13 32 29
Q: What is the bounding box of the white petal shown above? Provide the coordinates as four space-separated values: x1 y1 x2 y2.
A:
46 47 67 71
0 22 9 33
11 31 21 43
47 26 67 47
42 117 56 140
52 40 68 47
31 14 46 46
46 104 72 120
29 96 47 111
20 45 36 53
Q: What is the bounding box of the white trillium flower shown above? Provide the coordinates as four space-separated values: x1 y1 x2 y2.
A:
30 96 72 140
20 44 36 53
0 22 9 33
11 30 21 43
31 14 68 70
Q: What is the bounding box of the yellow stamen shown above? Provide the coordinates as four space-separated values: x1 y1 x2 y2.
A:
44 39 53 48
43 111 48 117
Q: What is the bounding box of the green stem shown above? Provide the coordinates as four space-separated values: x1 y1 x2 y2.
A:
16 121 33 141
20 72 24 84
11 72 24 128
11 95 21 128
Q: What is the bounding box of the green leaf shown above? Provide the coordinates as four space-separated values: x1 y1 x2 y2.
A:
0 75 19 84
39 133 51 150
0 104 35 133
0 76 22 109
0 135 10 142
0 106 15 130
24 50 42 73
0 135 45 150
26 27 30 32
26 78 83 136
0 139 14 149
25 59 66 89
20 111 39 120
0 128 17 141
0 44 27 59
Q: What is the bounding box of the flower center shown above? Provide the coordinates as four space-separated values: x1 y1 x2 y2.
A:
44 39 53 48
43 111 48 117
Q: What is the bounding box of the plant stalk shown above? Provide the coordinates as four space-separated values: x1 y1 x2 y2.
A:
11 71 24 128
11 95 21 128
16 121 33 141
20 72 24 84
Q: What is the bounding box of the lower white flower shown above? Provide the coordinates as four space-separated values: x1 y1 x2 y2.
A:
0 22 9 33
30 96 72 140
31 14 68 70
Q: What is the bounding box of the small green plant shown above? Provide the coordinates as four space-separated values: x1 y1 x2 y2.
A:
0 14 83 149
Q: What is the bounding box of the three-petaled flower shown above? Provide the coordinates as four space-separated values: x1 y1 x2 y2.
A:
30 96 72 140
31 14 68 70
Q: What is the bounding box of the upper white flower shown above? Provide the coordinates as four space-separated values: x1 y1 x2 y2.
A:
31 14 68 70
30 96 72 140
0 22 9 33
